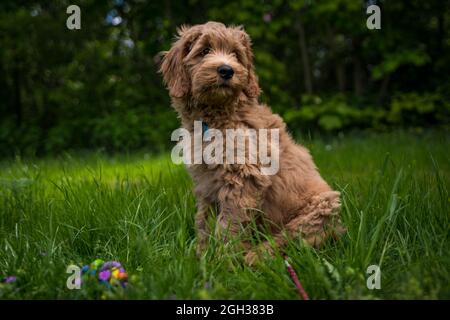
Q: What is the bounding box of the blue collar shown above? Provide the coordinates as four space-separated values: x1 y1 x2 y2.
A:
200 119 209 134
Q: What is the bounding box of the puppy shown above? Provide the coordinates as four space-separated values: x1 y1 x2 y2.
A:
160 22 344 264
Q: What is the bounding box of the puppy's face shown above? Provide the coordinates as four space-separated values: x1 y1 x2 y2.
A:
160 22 260 106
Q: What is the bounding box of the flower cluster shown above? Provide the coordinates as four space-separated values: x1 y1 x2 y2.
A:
81 259 128 288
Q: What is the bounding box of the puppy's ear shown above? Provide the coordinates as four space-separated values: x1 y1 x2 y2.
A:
159 25 199 98
238 28 261 99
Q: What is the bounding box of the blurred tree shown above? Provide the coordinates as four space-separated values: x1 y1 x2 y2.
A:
0 0 448 156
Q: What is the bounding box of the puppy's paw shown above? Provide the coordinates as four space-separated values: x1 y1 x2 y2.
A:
195 237 208 258
313 191 341 217
244 243 276 266
244 250 260 266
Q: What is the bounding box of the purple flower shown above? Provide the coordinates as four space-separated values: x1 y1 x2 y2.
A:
98 270 111 282
4 276 17 283
100 261 122 271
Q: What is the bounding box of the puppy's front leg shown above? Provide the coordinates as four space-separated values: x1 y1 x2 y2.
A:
215 167 270 244
195 199 213 256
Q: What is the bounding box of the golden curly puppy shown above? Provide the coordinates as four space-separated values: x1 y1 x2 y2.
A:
160 22 344 264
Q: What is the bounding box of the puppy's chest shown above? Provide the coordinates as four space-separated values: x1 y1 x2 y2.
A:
189 123 258 166
187 164 225 203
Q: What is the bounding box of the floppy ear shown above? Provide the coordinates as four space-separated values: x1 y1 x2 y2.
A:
239 29 261 99
159 26 197 98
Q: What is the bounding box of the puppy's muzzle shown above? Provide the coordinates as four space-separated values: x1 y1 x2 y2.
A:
217 64 234 80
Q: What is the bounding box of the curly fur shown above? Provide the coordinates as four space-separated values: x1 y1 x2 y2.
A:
160 22 345 264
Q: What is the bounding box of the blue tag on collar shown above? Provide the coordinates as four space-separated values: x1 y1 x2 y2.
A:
201 120 209 134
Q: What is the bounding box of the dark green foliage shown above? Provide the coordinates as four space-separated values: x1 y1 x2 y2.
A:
284 92 450 132
0 1 449 157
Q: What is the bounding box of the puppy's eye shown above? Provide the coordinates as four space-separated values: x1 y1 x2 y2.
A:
201 47 211 56
233 51 242 62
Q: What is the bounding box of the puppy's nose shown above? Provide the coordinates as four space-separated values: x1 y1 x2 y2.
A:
217 65 234 80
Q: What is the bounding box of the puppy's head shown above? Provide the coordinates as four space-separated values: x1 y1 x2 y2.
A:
159 22 260 106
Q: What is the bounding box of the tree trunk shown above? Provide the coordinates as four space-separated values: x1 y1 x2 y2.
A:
352 36 364 96
326 27 346 93
378 74 390 105
296 16 313 95
337 63 346 92
353 56 363 96
437 8 444 54
12 56 22 126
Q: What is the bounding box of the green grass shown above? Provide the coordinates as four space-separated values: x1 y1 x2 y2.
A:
0 130 449 299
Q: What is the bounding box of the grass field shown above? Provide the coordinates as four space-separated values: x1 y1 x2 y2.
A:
0 130 449 299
